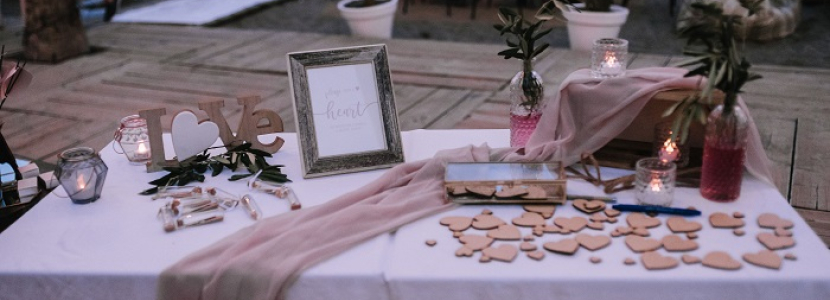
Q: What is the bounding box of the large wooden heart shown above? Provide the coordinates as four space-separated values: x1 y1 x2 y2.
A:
171 111 219 161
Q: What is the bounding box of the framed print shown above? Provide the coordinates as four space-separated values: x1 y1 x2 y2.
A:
287 44 404 178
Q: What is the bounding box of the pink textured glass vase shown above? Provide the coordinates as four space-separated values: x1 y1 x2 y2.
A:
509 69 545 148
700 105 748 202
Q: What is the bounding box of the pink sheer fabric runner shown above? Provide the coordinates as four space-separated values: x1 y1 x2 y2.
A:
157 67 773 300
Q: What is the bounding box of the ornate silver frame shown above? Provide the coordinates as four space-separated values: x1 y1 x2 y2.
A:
287 44 404 178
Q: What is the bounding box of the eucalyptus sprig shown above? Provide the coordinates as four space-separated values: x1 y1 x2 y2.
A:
140 142 290 195
494 8 552 111
663 1 763 143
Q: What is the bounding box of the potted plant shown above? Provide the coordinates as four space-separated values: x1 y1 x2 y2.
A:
337 0 398 39
537 0 630 51
664 1 763 202
494 8 552 147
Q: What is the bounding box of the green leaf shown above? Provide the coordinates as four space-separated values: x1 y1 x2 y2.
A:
139 186 158 195
531 43 549 58
229 173 254 181
247 148 272 157
532 27 552 41
211 162 224 177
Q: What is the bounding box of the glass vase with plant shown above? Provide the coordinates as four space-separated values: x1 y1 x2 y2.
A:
663 0 763 202
494 8 552 148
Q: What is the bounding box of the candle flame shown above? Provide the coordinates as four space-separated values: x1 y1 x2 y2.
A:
605 54 617 65
650 178 661 192
137 142 148 154
77 174 86 190
663 138 676 154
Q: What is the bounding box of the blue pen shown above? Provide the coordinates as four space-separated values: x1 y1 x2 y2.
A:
612 204 701 216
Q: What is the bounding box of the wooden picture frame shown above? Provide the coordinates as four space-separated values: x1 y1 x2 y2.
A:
287 44 404 178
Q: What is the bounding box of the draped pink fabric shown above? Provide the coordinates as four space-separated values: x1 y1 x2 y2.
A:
157 67 774 300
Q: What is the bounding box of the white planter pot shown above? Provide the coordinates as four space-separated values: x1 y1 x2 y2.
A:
561 4 629 51
337 0 398 39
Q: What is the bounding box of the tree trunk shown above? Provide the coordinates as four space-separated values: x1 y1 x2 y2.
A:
22 0 89 63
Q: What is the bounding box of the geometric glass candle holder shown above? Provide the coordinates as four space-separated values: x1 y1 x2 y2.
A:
634 157 676 207
55 147 108 204
590 38 628 78
113 115 151 164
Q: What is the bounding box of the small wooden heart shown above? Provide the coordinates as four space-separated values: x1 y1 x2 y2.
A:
702 251 742 270
573 199 606 214
743 250 782 270
627 213 661 229
455 246 474 257
590 212 608 223
554 216 588 232
604 208 621 218
775 228 793 237
757 232 796 250
614 226 634 235
524 205 556 219
447 186 469 196
466 186 496 197
521 185 548 199
512 212 547 227
482 244 518 262
666 217 702 233
631 227 650 237
495 186 528 198
709 212 745 228
641 251 679 270
625 235 662 253
587 222 604 230
527 250 545 261
543 238 580 255
458 234 493 250
681 254 701 264
624 257 636 265
542 224 564 234
758 213 794 229
472 214 506 230
439 216 473 232
519 242 538 251
487 224 522 240
661 235 699 252
171 111 220 161
576 233 611 251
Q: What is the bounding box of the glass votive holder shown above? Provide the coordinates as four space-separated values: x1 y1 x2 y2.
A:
634 157 676 207
591 38 628 78
55 147 108 204
113 115 151 164
653 121 690 168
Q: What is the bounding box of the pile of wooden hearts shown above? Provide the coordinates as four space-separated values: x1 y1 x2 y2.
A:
447 185 547 200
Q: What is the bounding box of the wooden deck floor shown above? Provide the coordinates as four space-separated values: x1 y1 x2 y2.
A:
1 24 828 245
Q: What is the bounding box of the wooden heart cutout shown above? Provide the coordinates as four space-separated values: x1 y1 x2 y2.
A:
542 224 564 234
702 251 742 270
743 250 782 270
758 213 794 229
519 242 537 251
757 232 796 250
631 227 650 237
681 254 701 264
614 226 633 235
447 186 468 196
512 212 546 227
455 246 474 257
466 186 496 197
554 216 588 232
524 205 556 219
573 199 606 214
775 228 793 237
661 235 699 252
641 252 679 270
587 222 604 230
521 185 547 199
487 224 522 240
590 212 608 223
171 111 219 161
472 214 506 230
666 217 702 233
604 208 621 218
458 234 493 250
626 213 661 228
439 216 473 232
496 186 528 198
709 212 745 228
527 250 545 261
543 238 580 255
576 233 611 251
625 235 662 253
482 244 518 262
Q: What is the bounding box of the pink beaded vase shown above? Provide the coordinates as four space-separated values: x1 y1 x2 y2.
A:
700 104 748 202
509 67 545 148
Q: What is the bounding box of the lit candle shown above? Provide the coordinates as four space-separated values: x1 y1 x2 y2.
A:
659 137 679 163
601 52 622 75
76 174 86 190
136 142 148 155
650 177 662 192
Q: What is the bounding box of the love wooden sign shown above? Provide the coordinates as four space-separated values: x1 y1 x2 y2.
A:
139 96 285 172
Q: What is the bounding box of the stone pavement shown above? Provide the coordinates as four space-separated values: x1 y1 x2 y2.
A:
0 23 827 245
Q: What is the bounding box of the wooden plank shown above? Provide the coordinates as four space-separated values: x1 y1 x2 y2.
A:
752 116 796 198
176 31 324 70
627 53 672 69
428 91 492 129
393 84 438 113
398 88 471 130
791 118 830 210
453 101 510 129
795 208 830 248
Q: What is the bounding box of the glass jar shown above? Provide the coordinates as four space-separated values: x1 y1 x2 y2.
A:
700 105 748 202
590 38 628 78
55 147 108 204
635 157 677 207
509 63 545 148
113 115 151 164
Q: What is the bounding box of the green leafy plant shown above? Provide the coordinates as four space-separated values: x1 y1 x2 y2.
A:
663 0 763 143
344 0 388 8
140 142 290 195
537 0 619 15
494 8 551 110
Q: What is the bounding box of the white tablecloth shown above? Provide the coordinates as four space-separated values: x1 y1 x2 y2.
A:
1 129 828 300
